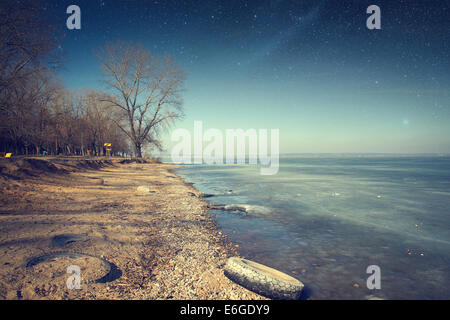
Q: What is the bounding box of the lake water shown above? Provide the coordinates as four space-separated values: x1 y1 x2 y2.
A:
174 156 450 300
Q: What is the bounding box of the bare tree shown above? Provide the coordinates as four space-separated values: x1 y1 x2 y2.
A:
0 0 63 155
22 70 62 155
83 90 128 155
97 42 185 158
0 0 60 96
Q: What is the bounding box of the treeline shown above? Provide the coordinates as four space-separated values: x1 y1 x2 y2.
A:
0 1 130 156
1 84 131 156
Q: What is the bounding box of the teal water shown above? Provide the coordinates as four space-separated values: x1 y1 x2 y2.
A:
174 156 450 299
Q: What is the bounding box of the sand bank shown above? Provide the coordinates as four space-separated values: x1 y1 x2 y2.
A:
0 157 264 300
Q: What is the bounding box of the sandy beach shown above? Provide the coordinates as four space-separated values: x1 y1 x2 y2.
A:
0 157 264 300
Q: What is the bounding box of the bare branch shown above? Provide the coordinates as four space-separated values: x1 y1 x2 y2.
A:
97 41 185 157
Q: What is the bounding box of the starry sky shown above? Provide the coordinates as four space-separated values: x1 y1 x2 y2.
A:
44 0 450 153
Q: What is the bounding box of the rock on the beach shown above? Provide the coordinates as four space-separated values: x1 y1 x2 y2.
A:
136 185 150 194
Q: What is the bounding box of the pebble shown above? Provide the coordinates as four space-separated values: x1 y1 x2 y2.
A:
367 296 384 300
136 186 150 194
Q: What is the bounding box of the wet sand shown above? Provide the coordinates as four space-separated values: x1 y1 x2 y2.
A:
0 158 264 300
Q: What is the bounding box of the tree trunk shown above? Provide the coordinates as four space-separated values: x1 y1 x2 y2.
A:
134 143 142 158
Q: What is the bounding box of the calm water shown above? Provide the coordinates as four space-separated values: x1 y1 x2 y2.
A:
174 156 450 300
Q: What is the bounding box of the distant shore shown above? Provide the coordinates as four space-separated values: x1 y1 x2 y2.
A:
0 157 264 300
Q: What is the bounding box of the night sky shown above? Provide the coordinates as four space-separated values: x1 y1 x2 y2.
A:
43 0 450 153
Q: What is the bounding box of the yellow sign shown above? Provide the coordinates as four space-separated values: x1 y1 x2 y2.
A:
5 153 12 158
104 143 111 147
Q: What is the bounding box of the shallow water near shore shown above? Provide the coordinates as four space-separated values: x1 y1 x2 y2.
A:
174 156 450 300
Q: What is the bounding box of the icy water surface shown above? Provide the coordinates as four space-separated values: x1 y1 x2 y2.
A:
175 156 450 299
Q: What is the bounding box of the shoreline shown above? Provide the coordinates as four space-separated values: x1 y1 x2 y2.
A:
0 157 265 300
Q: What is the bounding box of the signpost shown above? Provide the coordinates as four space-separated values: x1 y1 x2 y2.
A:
104 143 112 157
